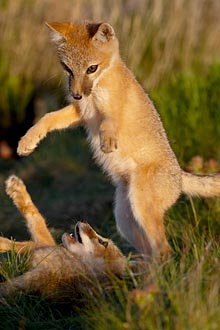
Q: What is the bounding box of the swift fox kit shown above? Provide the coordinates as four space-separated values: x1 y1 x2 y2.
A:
17 22 220 258
0 175 126 298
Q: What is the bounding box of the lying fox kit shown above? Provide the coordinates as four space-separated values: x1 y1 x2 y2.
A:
17 21 220 258
0 176 126 299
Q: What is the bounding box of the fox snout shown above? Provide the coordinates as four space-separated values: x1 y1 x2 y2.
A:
72 92 82 100
69 83 83 100
70 83 92 99
70 86 87 100
62 221 94 250
69 74 93 100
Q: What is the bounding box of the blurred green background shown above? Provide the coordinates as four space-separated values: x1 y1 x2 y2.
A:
0 0 220 247
1 1 220 329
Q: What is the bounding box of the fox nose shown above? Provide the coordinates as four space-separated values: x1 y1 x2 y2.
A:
72 93 82 100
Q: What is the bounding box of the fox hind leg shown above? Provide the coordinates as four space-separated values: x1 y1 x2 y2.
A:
5 175 55 246
127 166 180 259
0 267 46 298
114 183 152 256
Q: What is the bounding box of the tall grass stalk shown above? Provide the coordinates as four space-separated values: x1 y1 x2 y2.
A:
1 0 220 89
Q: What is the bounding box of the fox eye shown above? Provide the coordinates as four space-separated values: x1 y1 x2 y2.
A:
87 65 98 74
61 61 73 76
98 238 108 248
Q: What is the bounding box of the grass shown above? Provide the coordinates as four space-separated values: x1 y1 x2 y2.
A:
1 0 220 133
151 63 220 164
1 220 220 329
1 66 220 328
1 0 220 329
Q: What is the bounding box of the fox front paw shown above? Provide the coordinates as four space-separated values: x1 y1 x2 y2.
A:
17 135 37 156
100 133 118 153
17 128 44 156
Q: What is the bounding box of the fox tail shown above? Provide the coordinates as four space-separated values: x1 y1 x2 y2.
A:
181 171 220 197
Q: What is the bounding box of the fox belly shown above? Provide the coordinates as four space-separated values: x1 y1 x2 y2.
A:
87 131 135 183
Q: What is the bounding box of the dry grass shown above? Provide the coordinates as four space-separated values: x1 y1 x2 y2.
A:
1 0 220 89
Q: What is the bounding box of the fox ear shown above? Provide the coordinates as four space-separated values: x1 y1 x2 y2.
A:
92 23 115 43
45 22 68 43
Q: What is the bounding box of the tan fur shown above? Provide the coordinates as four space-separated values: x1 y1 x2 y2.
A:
0 175 126 299
17 21 220 258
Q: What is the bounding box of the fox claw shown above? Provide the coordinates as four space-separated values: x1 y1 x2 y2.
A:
100 132 118 154
100 135 117 153
17 127 44 156
17 137 37 156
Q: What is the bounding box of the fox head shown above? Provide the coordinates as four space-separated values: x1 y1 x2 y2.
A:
62 221 126 276
46 21 119 101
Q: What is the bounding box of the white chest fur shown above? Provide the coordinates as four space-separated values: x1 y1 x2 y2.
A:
76 90 136 183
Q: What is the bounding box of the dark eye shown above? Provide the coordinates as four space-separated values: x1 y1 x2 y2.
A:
61 61 73 76
98 238 108 248
87 65 98 74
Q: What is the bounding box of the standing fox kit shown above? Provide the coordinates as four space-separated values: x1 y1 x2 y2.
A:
0 175 126 298
17 22 220 258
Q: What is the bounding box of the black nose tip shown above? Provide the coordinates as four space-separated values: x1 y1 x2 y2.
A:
72 93 82 100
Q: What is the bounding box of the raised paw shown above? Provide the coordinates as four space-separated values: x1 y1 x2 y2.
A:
5 175 26 200
100 133 118 153
17 126 44 156
17 135 37 156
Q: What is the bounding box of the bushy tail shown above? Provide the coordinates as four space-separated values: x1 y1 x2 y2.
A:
181 171 220 197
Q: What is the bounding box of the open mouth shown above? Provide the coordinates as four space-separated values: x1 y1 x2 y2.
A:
62 223 83 247
75 223 82 244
